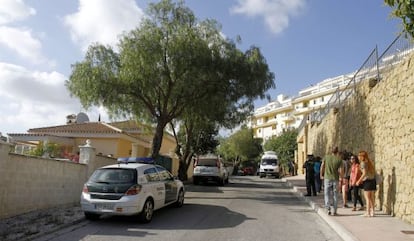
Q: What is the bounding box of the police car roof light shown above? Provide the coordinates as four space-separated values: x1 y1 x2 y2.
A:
117 157 155 164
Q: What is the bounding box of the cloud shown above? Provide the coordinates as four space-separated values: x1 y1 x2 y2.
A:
0 0 36 25
64 0 145 51
0 26 53 66
230 0 305 35
0 62 112 133
0 62 78 105
0 62 81 132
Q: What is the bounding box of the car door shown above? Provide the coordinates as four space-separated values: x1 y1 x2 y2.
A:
156 166 178 204
143 167 165 209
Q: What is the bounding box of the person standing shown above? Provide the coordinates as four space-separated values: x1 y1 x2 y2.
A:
303 155 316 196
340 152 351 208
349 154 364 211
313 156 322 193
320 147 343 215
356 150 376 217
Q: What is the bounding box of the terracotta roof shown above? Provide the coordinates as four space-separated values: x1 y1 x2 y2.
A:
27 122 120 134
8 120 172 144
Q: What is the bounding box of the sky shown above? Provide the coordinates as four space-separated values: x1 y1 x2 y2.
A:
0 0 402 135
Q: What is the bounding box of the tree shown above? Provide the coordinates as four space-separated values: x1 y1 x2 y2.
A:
385 0 414 38
263 129 298 168
171 116 220 180
218 127 263 172
66 0 274 160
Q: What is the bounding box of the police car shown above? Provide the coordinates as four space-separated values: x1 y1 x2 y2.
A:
80 157 185 223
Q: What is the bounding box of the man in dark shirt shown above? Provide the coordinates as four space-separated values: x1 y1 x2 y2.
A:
303 154 316 196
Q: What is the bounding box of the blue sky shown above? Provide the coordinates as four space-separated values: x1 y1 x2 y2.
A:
0 0 401 135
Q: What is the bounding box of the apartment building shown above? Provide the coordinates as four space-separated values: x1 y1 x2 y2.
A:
249 73 353 141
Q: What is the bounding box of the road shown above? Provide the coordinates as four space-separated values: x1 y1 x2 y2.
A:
35 176 342 241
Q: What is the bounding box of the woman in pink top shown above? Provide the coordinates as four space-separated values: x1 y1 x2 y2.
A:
349 155 364 211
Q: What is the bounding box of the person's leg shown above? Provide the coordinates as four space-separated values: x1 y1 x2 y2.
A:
305 177 311 195
363 190 370 216
314 174 319 193
343 180 349 207
357 186 364 208
342 184 346 207
352 185 357 208
332 180 339 214
324 179 331 213
311 178 317 195
369 191 375 216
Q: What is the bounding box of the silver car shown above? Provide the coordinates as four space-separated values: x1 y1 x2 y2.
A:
193 155 229 185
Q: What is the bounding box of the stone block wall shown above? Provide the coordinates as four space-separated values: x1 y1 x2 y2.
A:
302 54 414 224
0 140 116 219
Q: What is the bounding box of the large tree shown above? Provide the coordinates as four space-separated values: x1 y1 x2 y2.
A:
66 0 275 159
385 0 414 38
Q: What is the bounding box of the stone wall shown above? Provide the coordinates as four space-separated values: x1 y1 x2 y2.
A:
301 54 414 224
0 140 116 219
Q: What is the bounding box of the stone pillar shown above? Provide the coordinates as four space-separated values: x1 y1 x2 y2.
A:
79 139 95 165
79 140 96 178
131 143 139 157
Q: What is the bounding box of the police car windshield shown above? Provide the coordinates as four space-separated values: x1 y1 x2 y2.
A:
90 169 136 184
261 159 278 165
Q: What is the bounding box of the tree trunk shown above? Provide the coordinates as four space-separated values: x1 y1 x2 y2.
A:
151 121 167 159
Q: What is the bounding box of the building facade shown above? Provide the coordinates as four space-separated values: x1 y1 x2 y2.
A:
249 74 353 141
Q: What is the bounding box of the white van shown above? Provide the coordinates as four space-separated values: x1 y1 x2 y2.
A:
259 151 281 178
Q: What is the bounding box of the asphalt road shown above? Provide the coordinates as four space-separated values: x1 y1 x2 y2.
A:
34 176 342 241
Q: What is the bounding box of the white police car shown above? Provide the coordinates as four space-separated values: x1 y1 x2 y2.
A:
80 157 185 223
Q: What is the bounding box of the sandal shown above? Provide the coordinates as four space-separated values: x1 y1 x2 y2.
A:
352 207 357 211
358 207 365 211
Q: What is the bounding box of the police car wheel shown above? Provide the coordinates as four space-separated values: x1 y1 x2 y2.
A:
175 189 185 207
139 199 154 223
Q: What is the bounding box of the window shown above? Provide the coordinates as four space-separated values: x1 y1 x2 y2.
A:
90 169 136 184
156 166 173 181
144 167 160 182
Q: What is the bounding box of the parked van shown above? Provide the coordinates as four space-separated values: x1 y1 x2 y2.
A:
259 151 281 178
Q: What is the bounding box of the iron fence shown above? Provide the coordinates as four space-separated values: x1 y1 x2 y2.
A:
299 33 413 131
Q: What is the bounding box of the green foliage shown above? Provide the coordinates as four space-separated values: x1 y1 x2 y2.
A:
29 143 61 158
385 0 414 38
263 129 298 166
66 0 274 159
218 126 262 163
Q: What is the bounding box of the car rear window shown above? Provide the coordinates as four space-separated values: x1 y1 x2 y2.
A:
196 158 217 167
89 168 136 184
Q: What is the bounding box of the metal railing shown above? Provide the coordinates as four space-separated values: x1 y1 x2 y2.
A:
298 34 413 131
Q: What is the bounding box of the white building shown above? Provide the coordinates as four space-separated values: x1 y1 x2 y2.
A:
249 73 354 141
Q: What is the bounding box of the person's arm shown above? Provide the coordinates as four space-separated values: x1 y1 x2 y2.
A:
339 163 344 179
320 161 325 179
356 167 366 185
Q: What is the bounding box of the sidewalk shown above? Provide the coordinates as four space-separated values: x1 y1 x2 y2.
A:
284 175 414 241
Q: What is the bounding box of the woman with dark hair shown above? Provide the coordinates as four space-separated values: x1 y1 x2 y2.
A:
349 154 364 211
356 151 376 217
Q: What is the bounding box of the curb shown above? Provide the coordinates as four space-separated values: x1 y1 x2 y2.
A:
283 178 359 241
